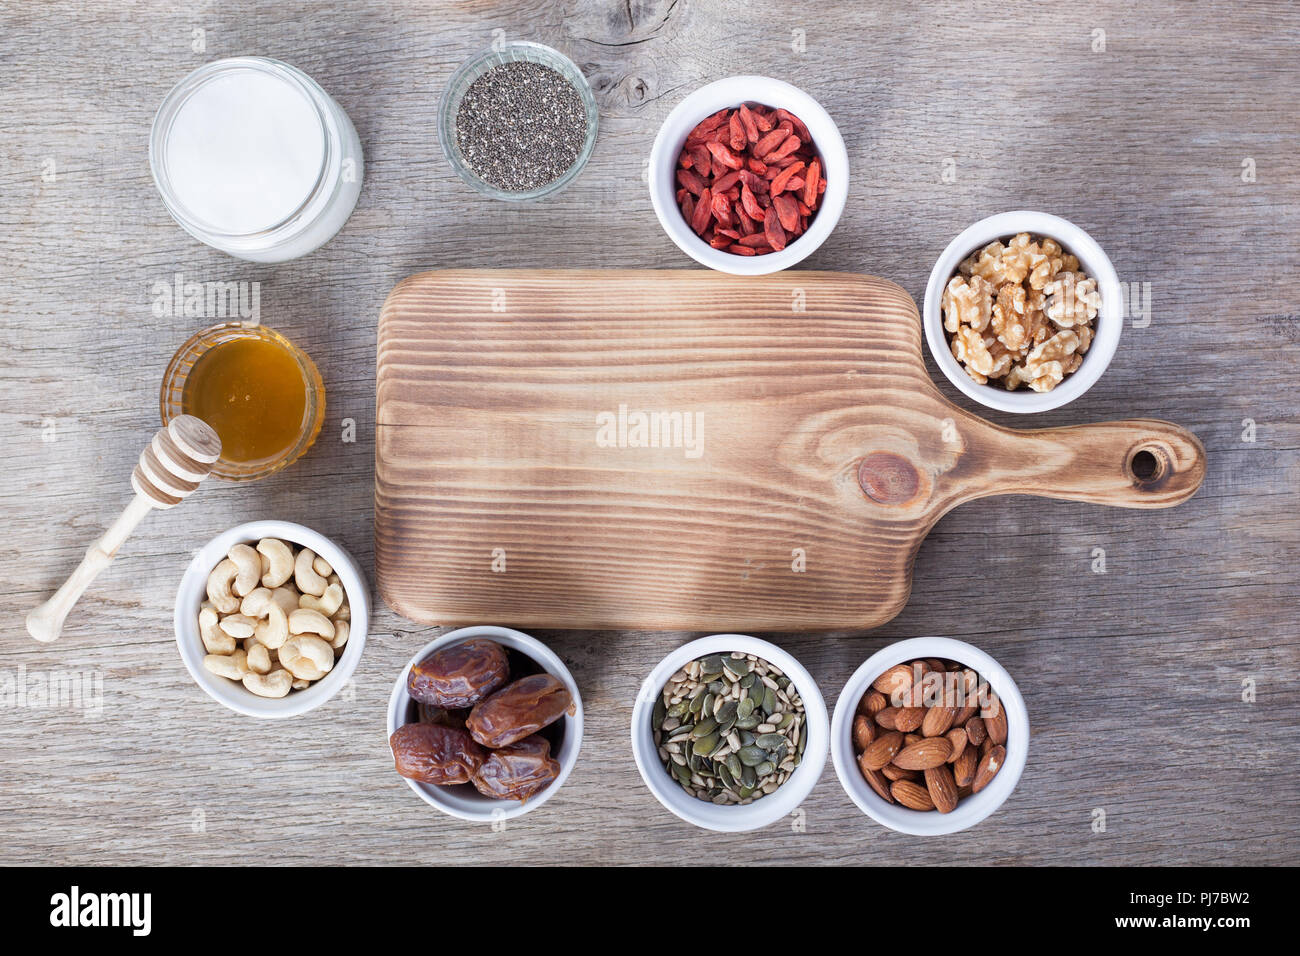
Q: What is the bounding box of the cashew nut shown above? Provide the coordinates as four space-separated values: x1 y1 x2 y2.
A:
270 586 300 616
257 537 294 588
205 559 241 614
294 548 327 596
246 642 273 675
330 618 350 651
217 614 258 639
203 649 248 681
228 544 262 597
279 635 334 680
243 668 292 699
202 539 350 698
199 604 235 654
239 587 275 618
254 603 289 650
289 607 335 640
299 582 344 617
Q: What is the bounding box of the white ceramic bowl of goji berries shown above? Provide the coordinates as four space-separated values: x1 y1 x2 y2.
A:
830 637 1029 835
649 76 849 275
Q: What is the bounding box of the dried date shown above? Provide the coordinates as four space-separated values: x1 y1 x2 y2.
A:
466 673 573 749
407 639 510 709
471 735 561 802
390 723 486 786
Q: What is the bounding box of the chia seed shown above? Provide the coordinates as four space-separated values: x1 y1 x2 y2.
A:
455 61 588 192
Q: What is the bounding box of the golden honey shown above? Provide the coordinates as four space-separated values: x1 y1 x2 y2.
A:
181 337 308 464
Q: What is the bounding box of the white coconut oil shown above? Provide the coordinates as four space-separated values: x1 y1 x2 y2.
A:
150 57 362 262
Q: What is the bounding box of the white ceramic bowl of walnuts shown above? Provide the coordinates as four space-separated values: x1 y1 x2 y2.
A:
174 520 368 718
923 211 1123 413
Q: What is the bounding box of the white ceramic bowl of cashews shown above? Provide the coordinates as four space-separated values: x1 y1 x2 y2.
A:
175 520 369 718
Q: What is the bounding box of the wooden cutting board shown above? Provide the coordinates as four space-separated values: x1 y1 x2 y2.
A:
375 270 1205 632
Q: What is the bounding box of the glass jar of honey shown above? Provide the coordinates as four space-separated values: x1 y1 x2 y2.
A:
160 323 325 481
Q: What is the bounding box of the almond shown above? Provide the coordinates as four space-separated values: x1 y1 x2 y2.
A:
952 744 978 787
858 690 887 717
860 731 904 771
924 658 947 674
925 764 959 813
894 706 925 732
922 705 957 737
984 694 1008 745
972 744 1006 793
891 779 935 811
893 736 952 770
872 663 915 697
852 714 876 750
860 763 894 803
882 762 920 782
945 727 967 762
874 707 899 730
952 705 978 726
965 716 987 747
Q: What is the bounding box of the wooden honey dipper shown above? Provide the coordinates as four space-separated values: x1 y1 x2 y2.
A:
27 415 222 643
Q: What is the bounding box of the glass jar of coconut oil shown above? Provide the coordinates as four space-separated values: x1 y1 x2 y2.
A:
150 57 363 262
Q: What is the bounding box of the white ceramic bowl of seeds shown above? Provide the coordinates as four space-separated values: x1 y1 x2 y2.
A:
174 520 368 719
631 634 829 832
830 637 1028 835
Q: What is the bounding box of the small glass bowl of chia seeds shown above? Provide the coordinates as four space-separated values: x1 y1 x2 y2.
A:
631 635 829 832
438 41 598 201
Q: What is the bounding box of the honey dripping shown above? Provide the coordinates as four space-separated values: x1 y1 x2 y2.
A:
181 337 308 464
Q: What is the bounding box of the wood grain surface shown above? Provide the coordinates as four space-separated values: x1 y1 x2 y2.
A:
1 0 1298 866
375 269 1204 631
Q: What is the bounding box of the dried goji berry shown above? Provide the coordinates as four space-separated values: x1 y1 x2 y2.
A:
769 161 805 195
674 103 825 257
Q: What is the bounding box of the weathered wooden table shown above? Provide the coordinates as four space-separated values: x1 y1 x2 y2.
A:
2 0 1297 865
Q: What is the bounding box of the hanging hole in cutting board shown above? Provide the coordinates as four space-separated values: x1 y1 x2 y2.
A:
1128 447 1164 485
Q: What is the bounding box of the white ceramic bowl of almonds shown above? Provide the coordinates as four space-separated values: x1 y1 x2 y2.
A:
631 634 829 832
922 211 1123 413
830 637 1028 835
175 520 368 718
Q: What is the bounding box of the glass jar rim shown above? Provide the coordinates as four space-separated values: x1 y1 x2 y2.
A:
149 56 333 241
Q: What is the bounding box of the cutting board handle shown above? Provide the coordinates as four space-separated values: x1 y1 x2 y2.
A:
980 418 1206 509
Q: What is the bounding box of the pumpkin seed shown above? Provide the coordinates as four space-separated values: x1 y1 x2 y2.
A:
655 651 807 805
693 732 720 757
692 717 718 738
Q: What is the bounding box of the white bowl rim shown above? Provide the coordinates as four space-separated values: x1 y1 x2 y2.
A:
385 625 584 823
174 520 369 719
829 636 1029 835
630 633 829 832
922 210 1123 413
648 75 849 276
